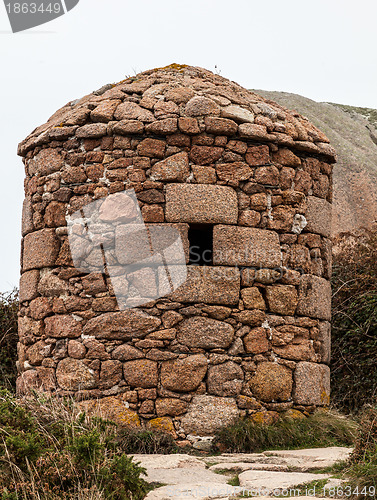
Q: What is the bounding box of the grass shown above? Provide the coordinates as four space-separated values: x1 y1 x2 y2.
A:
212 409 356 454
0 390 177 499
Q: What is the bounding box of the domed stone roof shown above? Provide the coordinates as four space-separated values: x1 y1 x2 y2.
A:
18 64 336 162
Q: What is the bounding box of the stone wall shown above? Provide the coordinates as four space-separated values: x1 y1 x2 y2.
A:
17 65 335 438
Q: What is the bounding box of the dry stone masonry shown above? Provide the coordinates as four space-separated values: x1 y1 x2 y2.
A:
17 65 335 438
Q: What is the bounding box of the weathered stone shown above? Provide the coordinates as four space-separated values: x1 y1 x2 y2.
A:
241 287 266 310
19 270 39 303
114 101 155 122
243 327 270 354
245 145 270 166
112 119 144 134
83 339 110 360
45 315 82 339
81 273 107 294
155 398 188 417
123 359 158 388
233 310 266 326
77 396 141 427
221 105 254 123
265 285 298 315
207 362 244 397
177 317 234 349
26 340 50 365
238 210 261 227
91 100 120 122
318 321 331 364
161 354 207 392
294 362 330 405
68 340 86 359
112 344 144 361
273 148 301 167
215 162 252 183
28 148 64 176
185 96 220 117
76 123 107 138
147 417 177 437
56 358 97 390
204 116 238 135
201 305 231 320
169 266 240 306
239 123 276 141
181 395 239 436
249 193 268 210
165 184 238 224
99 360 123 389
296 275 331 320
161 310 183 329
18 316 43 342
99 191 139 222
30 297 52 320
178 117 200 134
305 196 332 237
151 152 189 181
137 138 166 158
213 226 282 267
268 206 296 231
250 363 293 402
83 310 161 340
145 118 178 135
274 340 316 362
38 273 68 297
23 229 60 271
189 145 223 165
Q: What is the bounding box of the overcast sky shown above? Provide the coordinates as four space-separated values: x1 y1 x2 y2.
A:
0 0 376 292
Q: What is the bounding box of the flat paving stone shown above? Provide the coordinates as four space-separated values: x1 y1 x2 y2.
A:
145 483 235 499
209 462 289 473
238 470 330 490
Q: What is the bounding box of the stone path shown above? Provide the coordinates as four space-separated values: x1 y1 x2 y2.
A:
136 447 352 499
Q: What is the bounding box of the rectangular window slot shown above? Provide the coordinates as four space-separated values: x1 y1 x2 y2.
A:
188 224 213 265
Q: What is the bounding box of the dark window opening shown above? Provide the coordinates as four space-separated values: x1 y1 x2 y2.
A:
188 224 213 265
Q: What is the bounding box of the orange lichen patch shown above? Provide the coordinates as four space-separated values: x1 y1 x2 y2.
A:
284 409 306 420
77 396 141 427
250 411 280 426
152 63 189 72
147 416 177 437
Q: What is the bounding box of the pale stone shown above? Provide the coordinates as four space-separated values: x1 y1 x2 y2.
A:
213 226 282 267
221 105 254 123
177 317 234 349
83 310 161 340
207 362 244 397
165 184 238 224
305 196 332 237
151 152 189 181
169 266 240 306
296 275 331 320
180 395 239 436
56 358 97 390
294 362 330 405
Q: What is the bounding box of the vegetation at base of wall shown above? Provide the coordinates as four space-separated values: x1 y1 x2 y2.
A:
331 228 377 413
0 290 18 391
343 406 377 497
211 410 356 454
0 390 177 499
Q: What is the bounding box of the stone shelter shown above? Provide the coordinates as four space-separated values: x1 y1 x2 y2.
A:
17 64 335 437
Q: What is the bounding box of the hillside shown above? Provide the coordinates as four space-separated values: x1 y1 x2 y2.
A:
255 90 377 235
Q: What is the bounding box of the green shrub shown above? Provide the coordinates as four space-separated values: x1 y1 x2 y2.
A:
332 229 377 412
212 410 356 453
0 391 154 499
0 291 18 391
